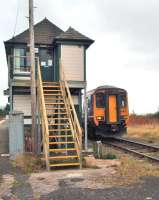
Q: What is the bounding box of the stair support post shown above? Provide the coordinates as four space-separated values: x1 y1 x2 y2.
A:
84 82 88 150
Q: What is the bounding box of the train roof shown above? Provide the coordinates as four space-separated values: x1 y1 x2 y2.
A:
87 85 127 96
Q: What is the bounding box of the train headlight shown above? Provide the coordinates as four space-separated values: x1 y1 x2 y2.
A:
96 116 104 121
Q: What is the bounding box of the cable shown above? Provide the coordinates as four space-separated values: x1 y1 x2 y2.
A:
13 0 21 38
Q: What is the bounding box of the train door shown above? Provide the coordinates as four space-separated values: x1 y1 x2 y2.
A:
108 95 117 123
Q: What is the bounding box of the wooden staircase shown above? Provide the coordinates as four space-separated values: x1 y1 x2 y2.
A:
37 62 82 170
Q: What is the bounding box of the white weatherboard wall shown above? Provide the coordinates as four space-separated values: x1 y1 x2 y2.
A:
61 45 84 81
72 95 79 105
13 95 31 116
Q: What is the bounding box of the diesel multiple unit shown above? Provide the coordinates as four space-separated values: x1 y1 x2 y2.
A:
87 85 129 138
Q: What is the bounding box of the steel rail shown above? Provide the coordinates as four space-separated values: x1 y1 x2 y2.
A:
102 137 159 163
111 137 159 151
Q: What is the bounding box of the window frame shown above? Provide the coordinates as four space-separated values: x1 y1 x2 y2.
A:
13 47 31 74
121 95 127 108
95 92 105 108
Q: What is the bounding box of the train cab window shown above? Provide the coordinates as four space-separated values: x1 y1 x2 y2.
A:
96 93 105 108
121 96 127 107
87 97 91 109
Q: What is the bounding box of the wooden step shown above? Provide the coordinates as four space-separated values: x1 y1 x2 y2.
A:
49 135 73 138
44 90 61 92
46 108 66 110
49 141 75 145
44 94 62 96
48 123 69 126
49 148 77 152
45 98 64 101
43 82 59 84
47 112 67 115
49 128 71 132
49 162 80 167
45 97 63 99
45 103 65 105
43 86 60 88
48 155 79 160
47 117 69 120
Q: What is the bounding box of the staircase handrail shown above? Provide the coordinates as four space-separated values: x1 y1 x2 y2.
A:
37 58 49 170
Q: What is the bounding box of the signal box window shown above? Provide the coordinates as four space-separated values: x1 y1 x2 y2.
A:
96 93 105 108
13 48 30 73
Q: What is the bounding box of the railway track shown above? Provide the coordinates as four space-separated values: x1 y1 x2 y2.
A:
102 137 159 163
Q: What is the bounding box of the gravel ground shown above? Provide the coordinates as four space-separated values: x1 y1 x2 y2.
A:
41 176 159 200
1 121 159 200
0 157 159 200
0 158 33 200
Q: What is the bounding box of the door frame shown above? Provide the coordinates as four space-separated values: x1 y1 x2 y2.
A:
106 94 119 124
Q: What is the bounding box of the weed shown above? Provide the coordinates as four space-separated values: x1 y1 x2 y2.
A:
103 153 117 160
12 180 22 188
126 123 159 145
34 192 41 200
89 165 100 169
95 155 159 187
13 154 45 173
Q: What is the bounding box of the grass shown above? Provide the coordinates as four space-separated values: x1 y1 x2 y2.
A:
122 156 159 176
113 119 159 185
98 145 120 159
93 142 119 160
12 154 45 173
102 153 117 160
93 147 159 187
0 173 2 184
126 115 159 144
94 143 159 187
89 165 101 169
110 155 159 186
126 123 159 145
12 180 22 188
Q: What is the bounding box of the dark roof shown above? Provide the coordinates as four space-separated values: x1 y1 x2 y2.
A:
97 85 120 89
87 85 127 96
5 18 94 46
5 18 64 44
55 27 94 43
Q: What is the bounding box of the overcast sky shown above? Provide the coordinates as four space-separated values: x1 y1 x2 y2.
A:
0 0 159 114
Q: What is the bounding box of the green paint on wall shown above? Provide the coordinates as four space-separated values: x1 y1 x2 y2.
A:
55 45 61 81
84 48 86 81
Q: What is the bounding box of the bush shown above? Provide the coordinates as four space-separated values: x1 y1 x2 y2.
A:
0 104 10 116
0 108 5 116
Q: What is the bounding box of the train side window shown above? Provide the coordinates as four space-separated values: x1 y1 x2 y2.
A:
121 96 127 107
96 93 105 108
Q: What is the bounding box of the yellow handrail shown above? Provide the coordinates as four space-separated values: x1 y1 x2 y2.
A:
37 59 50 170
60 61 82 168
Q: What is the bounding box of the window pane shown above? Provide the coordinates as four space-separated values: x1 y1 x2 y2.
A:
14 48 26 72
96 93 105 108
14 49 21 70
121 96 127 107
19 49 25 67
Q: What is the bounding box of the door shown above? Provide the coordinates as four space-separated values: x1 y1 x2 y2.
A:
108 95 117 123
39 48 54 82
